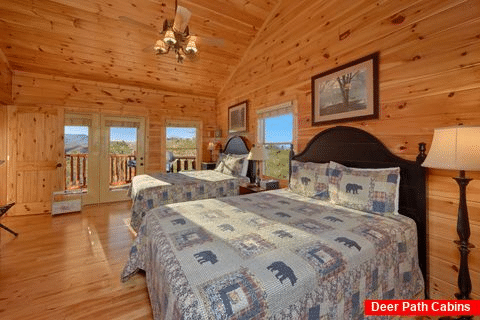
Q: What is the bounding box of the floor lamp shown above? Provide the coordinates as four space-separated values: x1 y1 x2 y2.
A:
247 144 265 186
422 126 480 320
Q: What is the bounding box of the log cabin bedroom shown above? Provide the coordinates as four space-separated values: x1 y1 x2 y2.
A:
0 0 479 319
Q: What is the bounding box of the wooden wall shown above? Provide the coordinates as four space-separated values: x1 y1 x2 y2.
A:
216 0 480 299
0 48 12 105
12 71 217 174
0 48 11 207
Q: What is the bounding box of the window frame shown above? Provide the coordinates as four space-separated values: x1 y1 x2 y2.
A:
256 101 296 180
164 119 203 171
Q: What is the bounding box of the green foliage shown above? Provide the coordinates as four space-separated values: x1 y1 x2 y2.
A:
166 138 197 157
110 140 135 154
264 146 291 180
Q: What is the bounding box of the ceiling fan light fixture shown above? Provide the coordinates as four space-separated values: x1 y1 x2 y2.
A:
164 30 176 45
185 37 197 54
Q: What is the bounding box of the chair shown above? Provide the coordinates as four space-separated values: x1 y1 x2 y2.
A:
166 151 176 173
0 202 18 237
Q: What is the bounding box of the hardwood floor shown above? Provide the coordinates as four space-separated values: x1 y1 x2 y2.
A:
0 201 152 320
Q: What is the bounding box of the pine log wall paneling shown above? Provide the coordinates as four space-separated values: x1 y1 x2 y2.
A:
0 48 11 207
216 0 480 299
12 71 217 174
0 48 12 104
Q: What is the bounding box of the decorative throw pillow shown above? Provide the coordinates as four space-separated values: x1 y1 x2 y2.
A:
226 153 249 177
289 160 329 200
214 159 224 173
221 154 247 177
215 153 249 176
328 161 401 215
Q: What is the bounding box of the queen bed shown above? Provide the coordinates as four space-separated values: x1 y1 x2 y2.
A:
122 126 427 319
129 136 254 231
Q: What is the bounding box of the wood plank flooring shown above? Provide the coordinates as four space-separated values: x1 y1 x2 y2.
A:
0 201 152 320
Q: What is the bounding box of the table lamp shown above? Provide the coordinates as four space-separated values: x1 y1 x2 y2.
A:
208 142 215 162
247 144 265 186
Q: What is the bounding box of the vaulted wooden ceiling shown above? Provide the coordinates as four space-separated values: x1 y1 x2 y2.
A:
0 0 279 97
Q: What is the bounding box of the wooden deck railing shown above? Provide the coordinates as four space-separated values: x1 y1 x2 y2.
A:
169 156 196 172
65 154 197 190
109 154 136 186
65 154 88 190
65 154 136 190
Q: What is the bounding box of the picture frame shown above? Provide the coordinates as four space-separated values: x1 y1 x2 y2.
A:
228 100 248 133
311 52 379 126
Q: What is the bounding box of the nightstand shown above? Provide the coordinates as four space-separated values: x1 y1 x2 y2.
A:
201 162 217 170
239 183 267 195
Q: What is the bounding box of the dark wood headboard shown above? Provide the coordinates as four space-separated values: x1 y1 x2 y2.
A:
292 126 428 296
222 136 254 182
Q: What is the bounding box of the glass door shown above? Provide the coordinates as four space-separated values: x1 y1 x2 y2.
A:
64 114 100 205
99 115 145 203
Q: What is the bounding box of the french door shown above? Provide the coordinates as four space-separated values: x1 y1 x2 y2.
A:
64 113 145 205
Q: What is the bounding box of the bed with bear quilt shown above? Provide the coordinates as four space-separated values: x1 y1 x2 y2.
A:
129 170 250 232
129 136 253 232
121 188 424 319
122 126 428 319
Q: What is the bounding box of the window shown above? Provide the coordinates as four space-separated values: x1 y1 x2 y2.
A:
166 126 197 172
257 101 295 180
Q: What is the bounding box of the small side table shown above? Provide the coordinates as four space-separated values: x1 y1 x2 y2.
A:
201 162 217 170
239 183 267 195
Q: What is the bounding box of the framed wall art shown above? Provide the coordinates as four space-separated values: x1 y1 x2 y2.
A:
228 100 248 133
311 52 379 126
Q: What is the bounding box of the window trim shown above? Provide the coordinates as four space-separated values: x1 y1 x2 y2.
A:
164 119 203 171
256 100 296 180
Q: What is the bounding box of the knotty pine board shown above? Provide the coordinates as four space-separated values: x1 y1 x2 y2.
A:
12 71 216 175
216 0 480 299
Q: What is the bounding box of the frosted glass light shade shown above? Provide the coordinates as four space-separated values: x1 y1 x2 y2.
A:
208 142 215 151
185 37 197 54
164 30 176 45
154 40 168 53
422 126 480 171
247 145 265 161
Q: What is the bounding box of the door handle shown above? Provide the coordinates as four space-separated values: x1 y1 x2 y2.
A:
56 163 63 168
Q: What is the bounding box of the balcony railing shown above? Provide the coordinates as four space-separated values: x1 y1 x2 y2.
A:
168 156 196 173
65 154 197 190
65 154 136 190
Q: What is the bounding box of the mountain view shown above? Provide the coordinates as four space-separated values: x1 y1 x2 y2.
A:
65 134 136 154
65 134 88 153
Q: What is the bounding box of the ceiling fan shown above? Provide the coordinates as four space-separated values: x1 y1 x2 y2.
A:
119 1 224 63
152 3 197 63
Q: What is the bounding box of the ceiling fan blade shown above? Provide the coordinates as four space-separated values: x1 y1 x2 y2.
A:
197 36 225 47
142 44 155 53
172 5 191 33
118 16 157 32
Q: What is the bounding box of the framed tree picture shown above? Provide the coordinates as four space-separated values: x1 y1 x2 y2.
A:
228 100 248 133
311 52 379 126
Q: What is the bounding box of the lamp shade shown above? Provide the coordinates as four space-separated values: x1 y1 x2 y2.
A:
208 142 215 151
422 126 480 171
247 144 265 161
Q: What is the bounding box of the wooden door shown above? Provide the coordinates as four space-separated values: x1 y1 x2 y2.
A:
7 106 64 215
99 115 145 203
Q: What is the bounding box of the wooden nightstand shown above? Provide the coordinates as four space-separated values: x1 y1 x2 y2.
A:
201 162 217 170
239 183 267 195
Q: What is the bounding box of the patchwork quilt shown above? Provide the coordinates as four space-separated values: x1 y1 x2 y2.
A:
129 170 250 231
122 189 424 319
